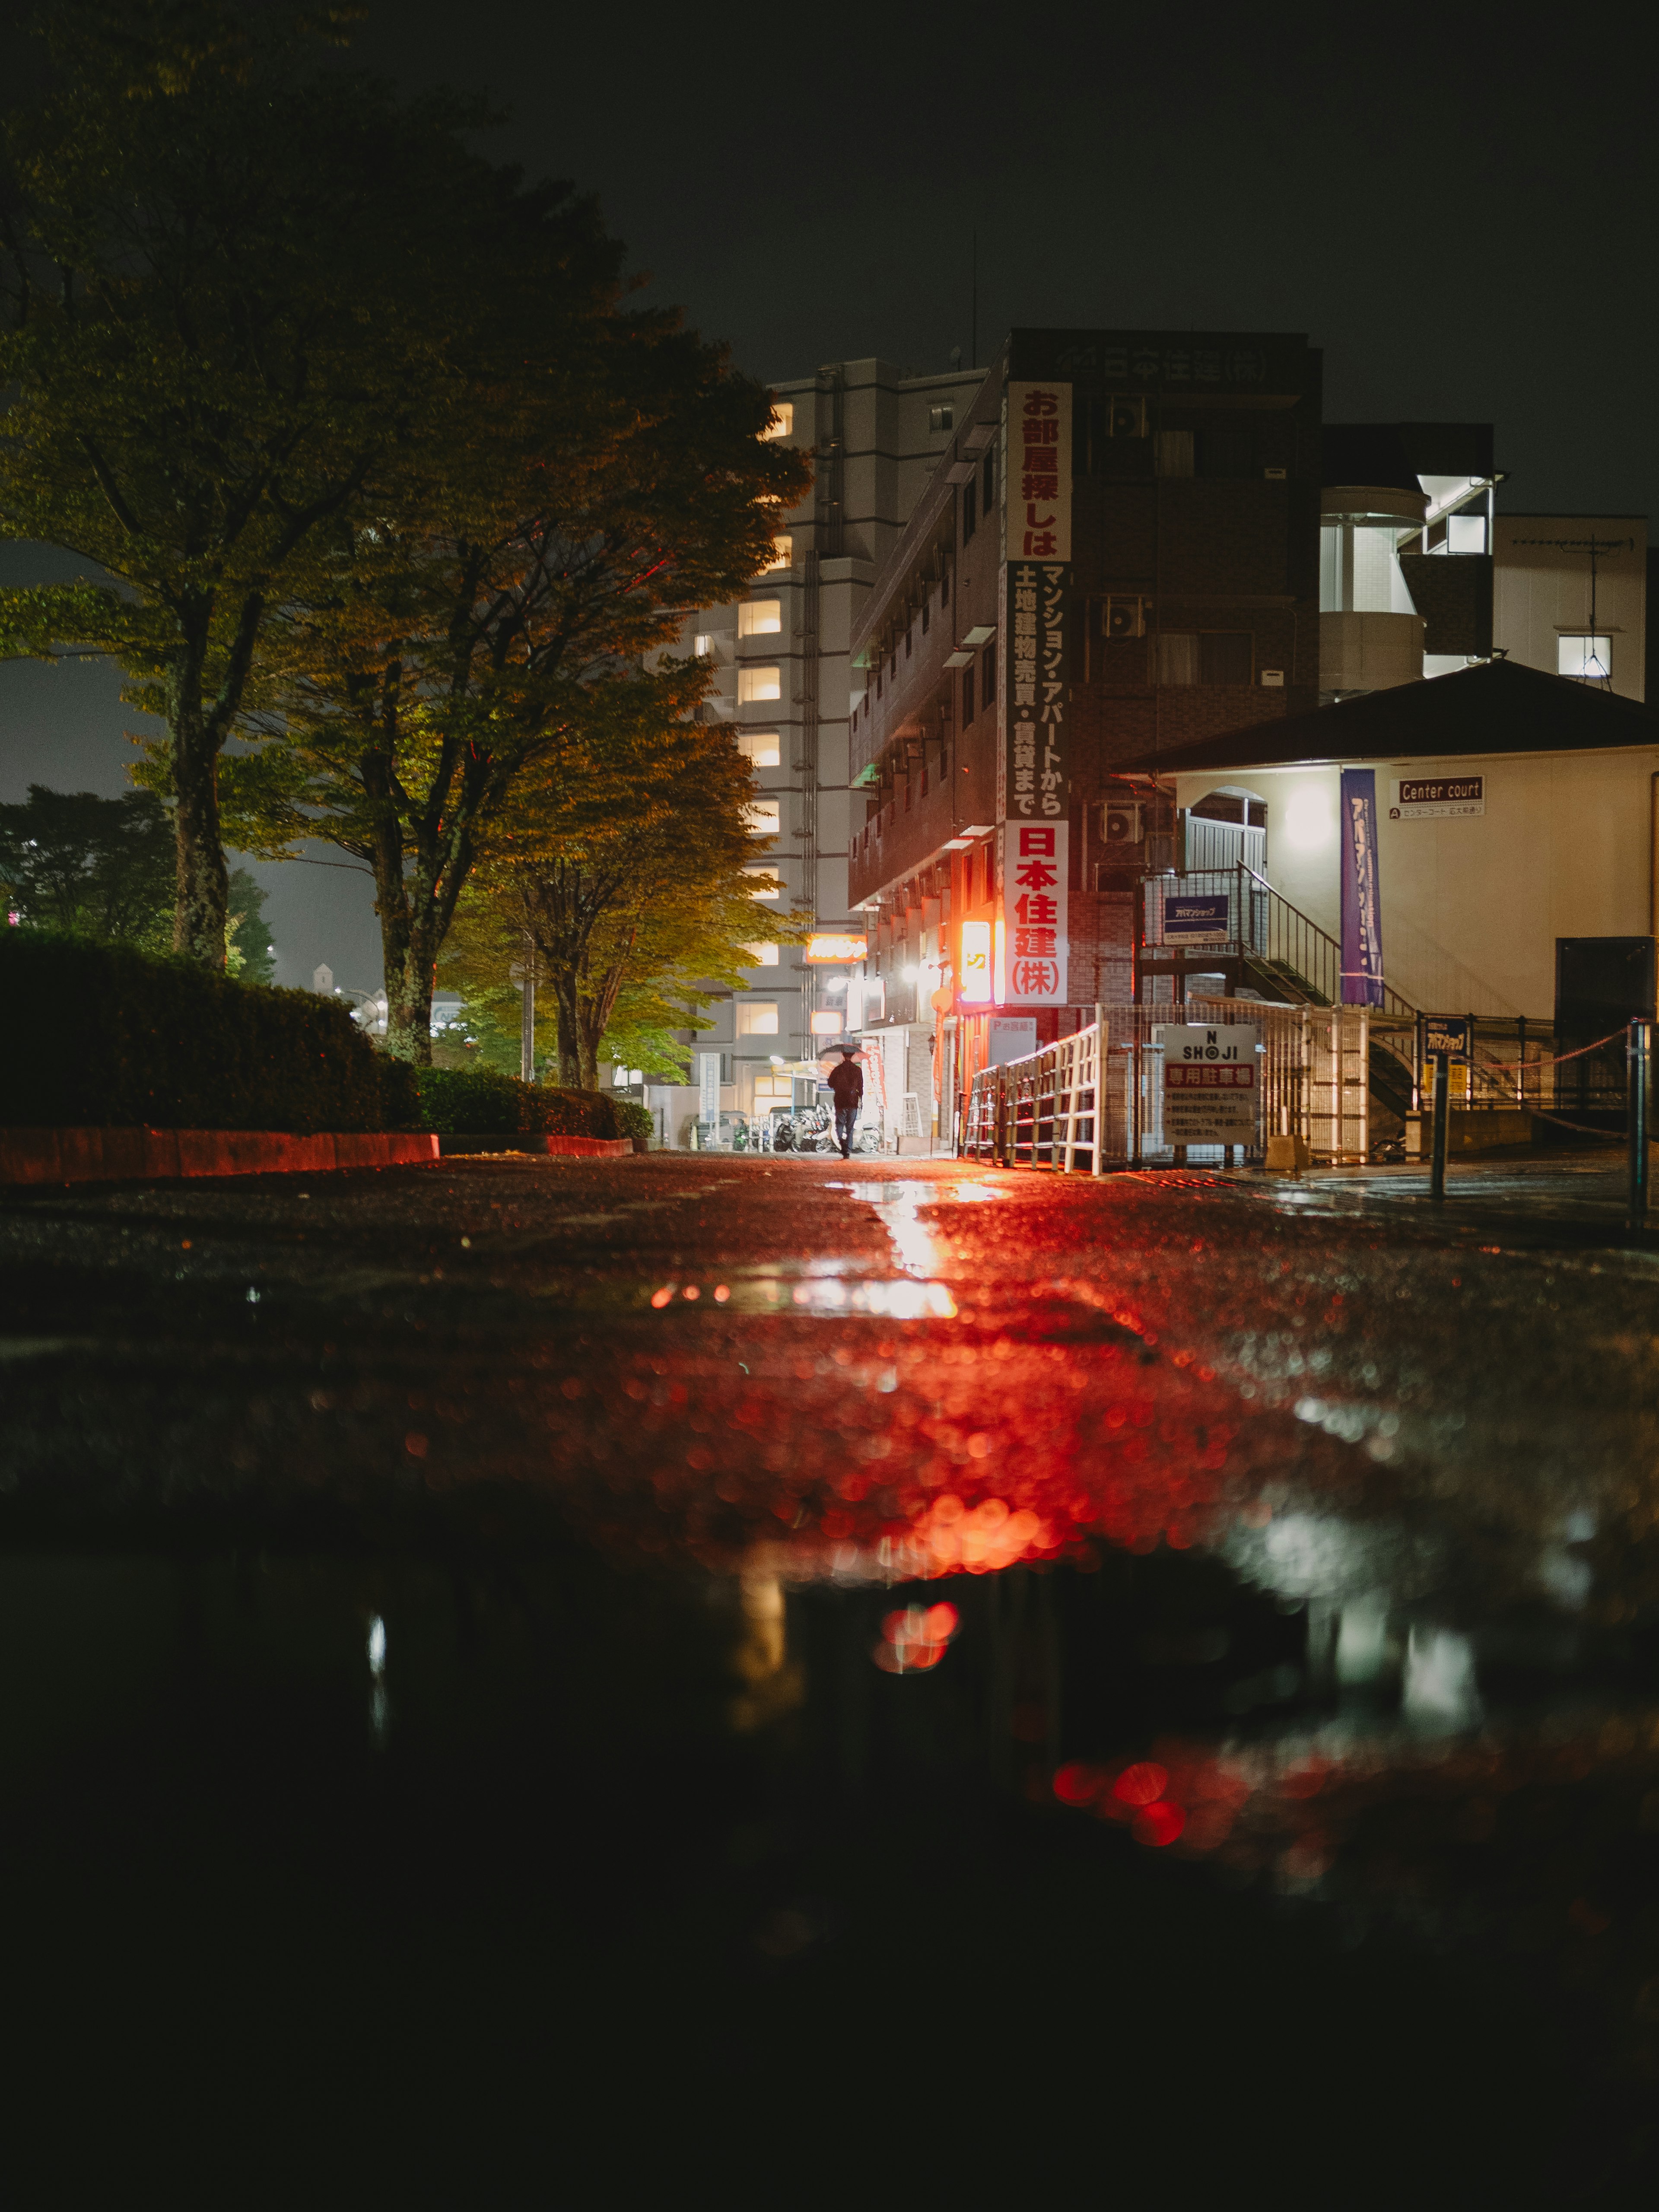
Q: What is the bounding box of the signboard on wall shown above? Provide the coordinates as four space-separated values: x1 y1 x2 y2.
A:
988 1018 1038 1066
698 1051 721 1122
1162 893 1231 947
1004 820 1069 1004
1001 380 1071 830
1157 1024 1261 1145
1390 776 1484 820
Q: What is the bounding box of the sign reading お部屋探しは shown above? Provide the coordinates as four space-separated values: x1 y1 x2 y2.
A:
1157 1024 1261 1145
1000 379 1071 1007
1390 776 1484 820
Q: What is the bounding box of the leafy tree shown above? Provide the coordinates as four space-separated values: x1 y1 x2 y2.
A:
225 315 810 1061
0 781 274 976
443 713 810 1091
224 865 275 985
0 783 172 943
0 0 618 966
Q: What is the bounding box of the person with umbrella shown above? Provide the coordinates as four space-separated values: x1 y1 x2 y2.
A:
825 1044 864 1160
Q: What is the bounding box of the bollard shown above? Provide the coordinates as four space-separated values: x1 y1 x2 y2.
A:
1629 1018 1653 1231
1429 1052 1449 1203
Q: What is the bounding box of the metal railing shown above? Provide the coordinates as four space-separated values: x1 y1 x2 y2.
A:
962 999 1383 1171
1143 864 1421 1021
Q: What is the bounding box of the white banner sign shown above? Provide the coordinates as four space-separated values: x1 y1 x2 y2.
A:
1001 820 1068 1006
698 1051 721 1120
1157 1023 1261 1145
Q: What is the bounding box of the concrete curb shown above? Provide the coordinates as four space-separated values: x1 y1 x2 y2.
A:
435 1132 635 1159
0 1127 441 1187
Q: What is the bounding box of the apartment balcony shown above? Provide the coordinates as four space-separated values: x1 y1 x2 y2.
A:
1319 610 1424 695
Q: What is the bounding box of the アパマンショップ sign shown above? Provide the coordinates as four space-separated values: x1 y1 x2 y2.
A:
1390 776 1484 820
1156 1023 1261 1145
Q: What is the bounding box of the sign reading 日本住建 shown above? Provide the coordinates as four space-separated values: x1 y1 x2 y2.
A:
1003 819 1068 1005
1156 1024 1262 1145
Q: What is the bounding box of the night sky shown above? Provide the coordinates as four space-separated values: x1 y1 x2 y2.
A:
3 0 1652 988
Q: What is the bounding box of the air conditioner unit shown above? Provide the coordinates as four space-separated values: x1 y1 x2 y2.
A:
1105 595 1146 639
1103 801 1142 845
1106 395 1147 439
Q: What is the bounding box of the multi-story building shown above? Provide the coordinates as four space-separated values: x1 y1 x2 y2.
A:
638 355 985 1138
845 327 1326 1141
1318 422 1646 699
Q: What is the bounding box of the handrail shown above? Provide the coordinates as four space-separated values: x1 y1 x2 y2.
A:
1148 861 1421 1020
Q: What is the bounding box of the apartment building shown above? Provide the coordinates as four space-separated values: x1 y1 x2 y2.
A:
1319 422 1647 700
642 355 985 1135
845 327 1325 1138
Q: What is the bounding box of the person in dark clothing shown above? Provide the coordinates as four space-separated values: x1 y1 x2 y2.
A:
826 1047 864 1158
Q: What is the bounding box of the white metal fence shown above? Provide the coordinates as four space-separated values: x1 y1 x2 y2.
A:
961 999 1380 1169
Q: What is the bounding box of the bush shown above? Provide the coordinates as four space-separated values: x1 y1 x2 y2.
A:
1 930 420 1132
612 1097 654 1144
410 1064 623 1138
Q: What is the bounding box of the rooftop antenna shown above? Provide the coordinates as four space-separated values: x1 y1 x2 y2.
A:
1512 531 1634 688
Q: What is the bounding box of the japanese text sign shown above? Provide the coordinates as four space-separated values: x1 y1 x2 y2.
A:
1156 1024 1261 1145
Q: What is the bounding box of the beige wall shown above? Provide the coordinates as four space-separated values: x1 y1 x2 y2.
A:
1494 517 1647 702
1177 744 1659 1017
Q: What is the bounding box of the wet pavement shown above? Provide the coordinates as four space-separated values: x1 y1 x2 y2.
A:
3 1150 1659 2195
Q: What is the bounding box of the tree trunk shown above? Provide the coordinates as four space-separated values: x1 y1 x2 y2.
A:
550 976 582 1086
170 697 230 966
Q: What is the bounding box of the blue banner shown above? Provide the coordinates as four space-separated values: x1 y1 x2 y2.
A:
1339 769 1384 1007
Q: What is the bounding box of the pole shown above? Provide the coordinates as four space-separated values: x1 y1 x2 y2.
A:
1430 1052 1449 1204
520 938 535 1085
1628 1017 1652 1231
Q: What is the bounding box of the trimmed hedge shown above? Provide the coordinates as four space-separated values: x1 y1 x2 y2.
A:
612 1097 654 1144
411 1064 623 1138
2 931 419 1134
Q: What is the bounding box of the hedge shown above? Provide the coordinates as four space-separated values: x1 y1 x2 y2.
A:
2 931 419 1134
611 1096 654 1144
411 1064 624 1138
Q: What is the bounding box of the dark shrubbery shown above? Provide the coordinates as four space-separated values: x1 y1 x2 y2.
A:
411 1064 623 1138
611 1097 654 1144
2 930 420 1132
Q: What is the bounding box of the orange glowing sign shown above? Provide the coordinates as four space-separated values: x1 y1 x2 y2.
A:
804 932 868 963
959 919 992 1003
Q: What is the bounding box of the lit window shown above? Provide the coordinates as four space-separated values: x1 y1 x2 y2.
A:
693 633 713 657
1558 634 1612 681
736 1001 780 1036
930 404 954 433
763 534 793 570
1447 513 1487 554
762 403 794 440
737 732 781 767
739 598 782 637
810 1010 844 1036
744 799 781 836
738 665 781 703
744 942 780 966
744 867 783 900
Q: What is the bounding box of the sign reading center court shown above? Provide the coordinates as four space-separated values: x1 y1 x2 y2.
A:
1391 776 1484 820
1156 1024 1262 1146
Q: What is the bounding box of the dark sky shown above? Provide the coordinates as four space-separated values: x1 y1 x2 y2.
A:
4 0 1653 987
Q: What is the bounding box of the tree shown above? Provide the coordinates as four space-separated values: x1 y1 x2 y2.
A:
444 712 810 1091
0 783 172 943
0 780 273 976
225 307 809 1061
0 1 618 966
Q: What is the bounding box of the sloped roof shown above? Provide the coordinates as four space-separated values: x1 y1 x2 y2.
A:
1123 659 1658 775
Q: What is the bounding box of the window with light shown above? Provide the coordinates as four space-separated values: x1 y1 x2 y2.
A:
739 599 782 637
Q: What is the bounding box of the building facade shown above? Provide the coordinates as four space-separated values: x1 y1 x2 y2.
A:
844 328 1326 1140
641 355 985 1138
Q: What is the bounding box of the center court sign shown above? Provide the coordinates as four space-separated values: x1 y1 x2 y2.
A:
1156 1023 1262 1145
